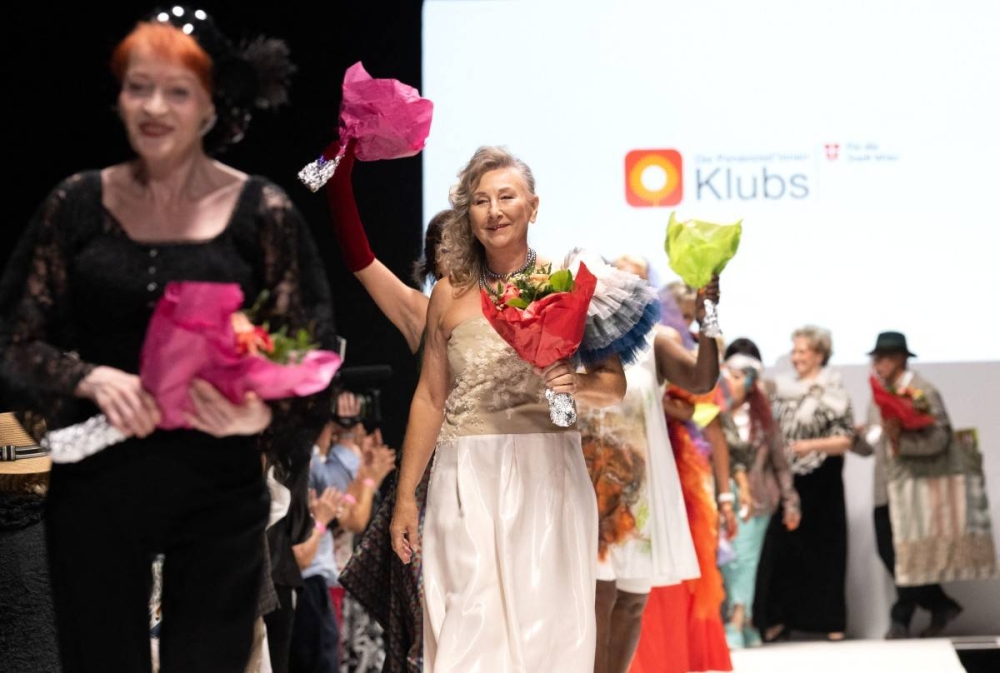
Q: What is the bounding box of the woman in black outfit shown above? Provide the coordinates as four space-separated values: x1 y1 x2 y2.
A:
753 326 854 642
0 8 333 672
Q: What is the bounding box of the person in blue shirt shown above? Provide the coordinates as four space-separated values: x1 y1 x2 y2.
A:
290 393 396 672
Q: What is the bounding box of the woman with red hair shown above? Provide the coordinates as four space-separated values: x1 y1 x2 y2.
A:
0 8 327 672
716 339 800 649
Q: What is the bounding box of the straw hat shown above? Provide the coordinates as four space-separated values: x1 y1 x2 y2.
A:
0 412 51 474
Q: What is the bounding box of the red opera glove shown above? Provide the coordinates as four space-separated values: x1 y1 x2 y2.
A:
324 141 375 272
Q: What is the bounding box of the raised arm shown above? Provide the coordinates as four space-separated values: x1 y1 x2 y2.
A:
390 279 454 563
654 330 719 394
326 142 428 353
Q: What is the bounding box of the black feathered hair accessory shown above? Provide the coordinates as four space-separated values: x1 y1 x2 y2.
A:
147 5 295 152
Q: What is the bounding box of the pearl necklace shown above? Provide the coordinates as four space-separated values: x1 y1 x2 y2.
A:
480 248 537 288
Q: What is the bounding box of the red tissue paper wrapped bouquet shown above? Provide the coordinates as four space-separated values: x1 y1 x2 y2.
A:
481 262 597 426
870 375 935 432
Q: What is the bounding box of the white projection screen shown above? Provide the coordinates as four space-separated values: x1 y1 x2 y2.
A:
423 0 1000 638
422 0 999 367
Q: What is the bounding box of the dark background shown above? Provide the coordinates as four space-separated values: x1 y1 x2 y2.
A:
4 1 426 449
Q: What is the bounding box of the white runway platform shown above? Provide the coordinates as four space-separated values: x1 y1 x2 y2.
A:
728 638 987 673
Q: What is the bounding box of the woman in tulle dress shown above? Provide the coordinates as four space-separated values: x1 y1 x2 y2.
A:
581 256 719 673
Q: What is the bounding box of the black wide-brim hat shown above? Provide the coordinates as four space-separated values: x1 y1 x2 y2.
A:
867 331 917 357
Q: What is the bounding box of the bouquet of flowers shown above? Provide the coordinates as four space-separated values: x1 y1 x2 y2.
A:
298 61 434 191
870 376 936 432
481 262 597 426
665 212 742 337
44 282 341 463
142 282 341 428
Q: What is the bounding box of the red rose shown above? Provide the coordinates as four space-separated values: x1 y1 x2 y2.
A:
500 283 521 306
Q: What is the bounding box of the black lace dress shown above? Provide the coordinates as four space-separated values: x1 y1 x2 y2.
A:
0 171 336 672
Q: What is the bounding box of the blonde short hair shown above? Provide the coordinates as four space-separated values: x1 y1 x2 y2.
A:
666 280 696 305
792 325 833 366
440 146 536 289
613 254 649 280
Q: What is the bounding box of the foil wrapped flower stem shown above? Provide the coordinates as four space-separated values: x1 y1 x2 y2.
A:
42 414 127 464
545 388 578 427
297 142 346 192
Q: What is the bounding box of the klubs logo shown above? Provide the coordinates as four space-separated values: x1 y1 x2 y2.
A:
625 149 683 207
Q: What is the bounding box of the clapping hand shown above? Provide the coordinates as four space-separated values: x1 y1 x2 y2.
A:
360 428 397 487
310 487 350 527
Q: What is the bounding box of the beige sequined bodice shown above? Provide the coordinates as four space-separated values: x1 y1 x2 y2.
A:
438 316 573 441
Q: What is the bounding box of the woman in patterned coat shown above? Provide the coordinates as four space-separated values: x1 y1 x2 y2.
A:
753 326 855 642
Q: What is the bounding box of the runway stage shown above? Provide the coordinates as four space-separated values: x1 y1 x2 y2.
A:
729 637 999 673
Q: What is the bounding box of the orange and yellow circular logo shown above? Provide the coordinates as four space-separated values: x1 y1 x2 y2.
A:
625 149 683 207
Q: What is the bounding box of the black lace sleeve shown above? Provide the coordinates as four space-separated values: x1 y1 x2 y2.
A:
0 175 96 432
253 181 337 473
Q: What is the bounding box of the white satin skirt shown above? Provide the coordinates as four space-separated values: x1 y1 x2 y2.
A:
422 432 598 673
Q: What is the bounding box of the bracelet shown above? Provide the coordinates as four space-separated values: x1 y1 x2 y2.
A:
362 477 376 489
698 298 722 339
717 492 736 504
342 494 357 506
314 520 327 535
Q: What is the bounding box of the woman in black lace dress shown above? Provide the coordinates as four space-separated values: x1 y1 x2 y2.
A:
0 11 333 673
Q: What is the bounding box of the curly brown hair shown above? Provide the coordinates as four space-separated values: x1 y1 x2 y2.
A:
411 209 453 286
440 146 537 289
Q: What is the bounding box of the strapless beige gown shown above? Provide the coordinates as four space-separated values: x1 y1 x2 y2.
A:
422 316 598 672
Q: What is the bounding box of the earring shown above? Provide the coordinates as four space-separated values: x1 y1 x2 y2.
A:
200 112 218 137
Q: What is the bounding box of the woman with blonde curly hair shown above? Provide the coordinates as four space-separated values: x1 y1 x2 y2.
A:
388 146 631 672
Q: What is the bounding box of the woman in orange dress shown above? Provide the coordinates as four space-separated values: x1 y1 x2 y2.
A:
631 285 735 673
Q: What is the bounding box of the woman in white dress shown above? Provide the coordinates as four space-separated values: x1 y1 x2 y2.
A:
389 146 627 672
